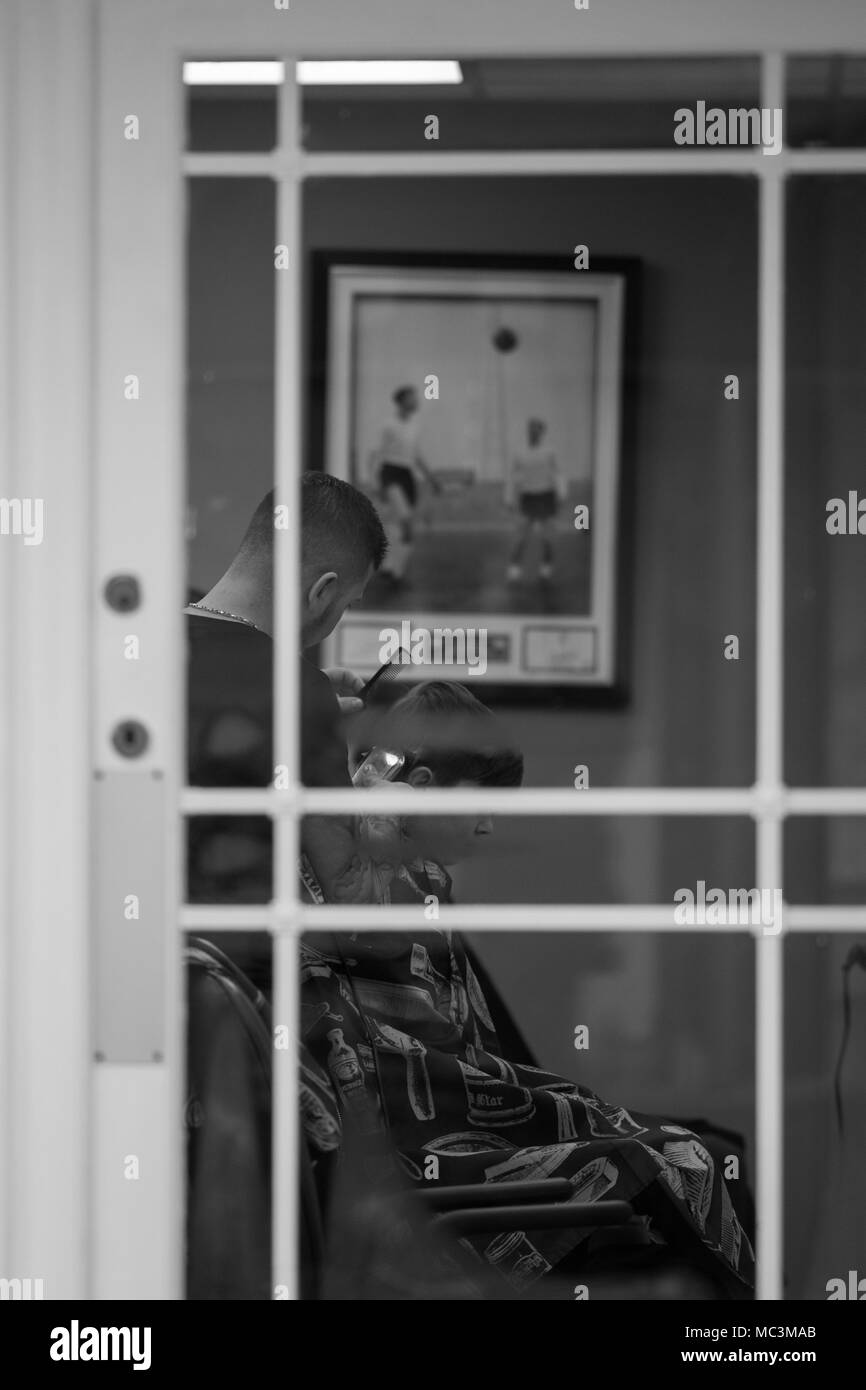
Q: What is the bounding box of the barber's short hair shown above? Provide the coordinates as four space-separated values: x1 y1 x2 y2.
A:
393 385 416 407
236 475 387 585
301 472 387 581
386 681 523 788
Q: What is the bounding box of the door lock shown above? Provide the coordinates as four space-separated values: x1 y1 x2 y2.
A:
104 573 141 612
111 719 150 758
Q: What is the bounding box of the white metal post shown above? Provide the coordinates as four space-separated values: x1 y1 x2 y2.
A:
0 0 13 1285
754 50 786 1302
1 0 96 1300
271 63 304 1301
91 1 185 1298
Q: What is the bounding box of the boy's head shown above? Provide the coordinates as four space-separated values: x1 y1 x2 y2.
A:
298 473 387 647
383 680 523 865
527 417 546 446
393 384 419 417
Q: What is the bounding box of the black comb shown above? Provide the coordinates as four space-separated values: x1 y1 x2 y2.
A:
359 648 411 703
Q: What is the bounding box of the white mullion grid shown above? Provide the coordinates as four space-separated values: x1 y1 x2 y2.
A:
184 786 757 815
184 902 866 932
184 905 753 932
753 49 786 1304
271 64 303 1302
183 786 866 816
755 819 785 1300
183 47 866 1304
182 150 866 179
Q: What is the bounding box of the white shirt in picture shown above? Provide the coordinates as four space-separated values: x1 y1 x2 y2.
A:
511 444 560 495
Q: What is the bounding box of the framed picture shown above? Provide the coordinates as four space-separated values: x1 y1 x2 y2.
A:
316 252 636 697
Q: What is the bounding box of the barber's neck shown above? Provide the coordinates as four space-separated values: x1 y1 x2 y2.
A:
197 570 273 638
197 566 328 651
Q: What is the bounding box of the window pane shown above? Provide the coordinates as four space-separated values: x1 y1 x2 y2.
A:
186 176 275 789
468 931 754 1129
787 56 866 149
301 927 756 1299
186 80 278 151
300 56 761 151
300 815 754 905
185 172 758 791
785 818 866 905
786 177 866 785
183 56 766 155
306 176 757 784
785 932 866 1299
186 816 272 904
185 931 272 1300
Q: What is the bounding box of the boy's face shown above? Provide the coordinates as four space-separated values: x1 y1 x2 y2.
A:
403 775 494 865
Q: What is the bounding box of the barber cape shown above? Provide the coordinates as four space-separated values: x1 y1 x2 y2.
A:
299 858 754 1297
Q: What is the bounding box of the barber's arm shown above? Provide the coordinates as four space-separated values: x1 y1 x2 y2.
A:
302 816 395 903
300 659 402 903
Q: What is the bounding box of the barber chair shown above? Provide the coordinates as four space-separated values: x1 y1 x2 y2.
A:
186 937 750 1301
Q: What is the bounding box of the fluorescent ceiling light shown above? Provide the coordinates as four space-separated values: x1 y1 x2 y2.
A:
184 62 285 85
298 60 462 85
183 60 463 86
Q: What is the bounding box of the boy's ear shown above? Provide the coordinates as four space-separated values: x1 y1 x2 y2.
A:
406 765 434 788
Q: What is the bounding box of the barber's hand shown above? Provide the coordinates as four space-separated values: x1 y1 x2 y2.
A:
330 855 372 903
325 667 365 716
330 853 396 904
360 801 410 866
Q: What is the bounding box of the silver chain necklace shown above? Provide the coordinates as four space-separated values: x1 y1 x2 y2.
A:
188 601 263 633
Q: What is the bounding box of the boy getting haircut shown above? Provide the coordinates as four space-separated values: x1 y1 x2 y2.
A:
384 681 523 789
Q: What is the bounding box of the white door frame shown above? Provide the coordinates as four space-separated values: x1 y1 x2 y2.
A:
1 0 97 1301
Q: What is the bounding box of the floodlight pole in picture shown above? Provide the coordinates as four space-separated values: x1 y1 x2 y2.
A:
492 316 519 493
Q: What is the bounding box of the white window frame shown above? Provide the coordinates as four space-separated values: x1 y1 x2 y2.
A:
8 0 866 1305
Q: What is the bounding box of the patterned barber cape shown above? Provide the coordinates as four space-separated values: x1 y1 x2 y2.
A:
299 858 754 1297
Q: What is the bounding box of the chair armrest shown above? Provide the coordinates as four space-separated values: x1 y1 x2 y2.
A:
432 1199 636 1237
414 1179 572 1212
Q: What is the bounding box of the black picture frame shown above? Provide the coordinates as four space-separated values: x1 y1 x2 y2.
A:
307 249 641 708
